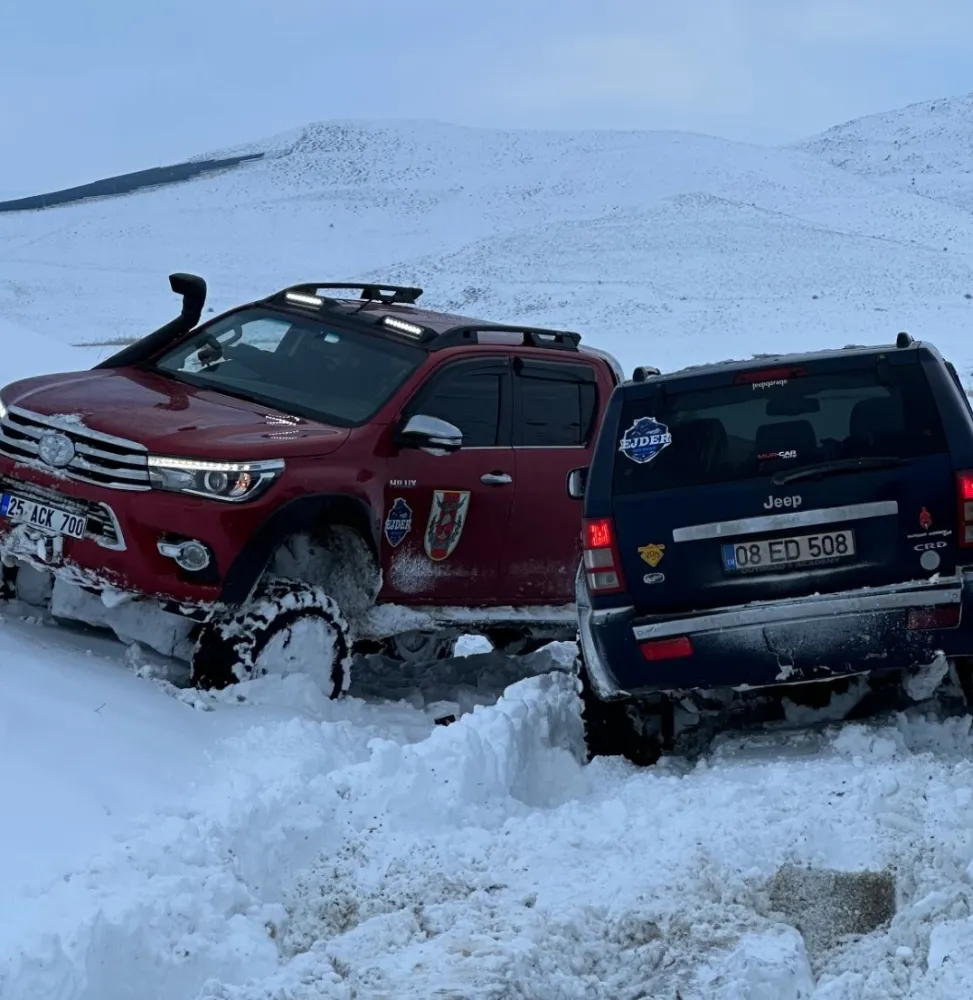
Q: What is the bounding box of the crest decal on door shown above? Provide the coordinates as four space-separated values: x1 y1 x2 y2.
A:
424 490 471 561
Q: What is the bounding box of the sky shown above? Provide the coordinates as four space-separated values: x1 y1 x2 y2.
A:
2 0 973 194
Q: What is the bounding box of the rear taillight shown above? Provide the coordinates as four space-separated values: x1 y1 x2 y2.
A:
907 605 961 630
640 636 694 661
583 516 626 593
957 470 973 547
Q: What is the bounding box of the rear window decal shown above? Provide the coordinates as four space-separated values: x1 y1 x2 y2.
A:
757 449 798 461
619 417 672 465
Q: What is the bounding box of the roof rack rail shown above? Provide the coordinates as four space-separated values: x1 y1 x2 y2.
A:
632 366 660 382
431 323 582 352
896 331 914 348
275 282 423 306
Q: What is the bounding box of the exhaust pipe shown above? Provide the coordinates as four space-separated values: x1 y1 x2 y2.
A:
95 272 208 370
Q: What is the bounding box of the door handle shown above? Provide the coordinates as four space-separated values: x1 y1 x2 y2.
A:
481 472 513 486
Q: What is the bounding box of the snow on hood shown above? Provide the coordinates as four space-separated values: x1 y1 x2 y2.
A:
2 367 350 459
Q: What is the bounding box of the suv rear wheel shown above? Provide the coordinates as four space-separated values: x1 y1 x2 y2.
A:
578 661 663 767
191 578 353 698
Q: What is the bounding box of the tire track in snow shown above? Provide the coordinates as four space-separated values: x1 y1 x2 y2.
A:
192 709 973 1000
0 670 586 1000
7 662 973 999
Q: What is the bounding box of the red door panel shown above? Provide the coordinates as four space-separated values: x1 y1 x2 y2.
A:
379 357 515 605
503 357 603 604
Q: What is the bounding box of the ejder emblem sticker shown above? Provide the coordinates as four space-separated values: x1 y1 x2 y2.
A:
618 416 672 465
425 490 471 561
384 497 413 548
638 543 666 568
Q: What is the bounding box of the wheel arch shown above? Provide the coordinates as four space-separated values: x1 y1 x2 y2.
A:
220 493 379 606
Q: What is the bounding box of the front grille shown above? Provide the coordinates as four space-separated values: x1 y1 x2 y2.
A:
0 475 125 549
0 406 150 491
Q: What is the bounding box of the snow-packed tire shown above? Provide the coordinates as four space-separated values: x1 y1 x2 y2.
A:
191 579 353 698
579 661 662 767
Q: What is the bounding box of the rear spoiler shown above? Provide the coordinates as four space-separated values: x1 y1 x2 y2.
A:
94 272 207 369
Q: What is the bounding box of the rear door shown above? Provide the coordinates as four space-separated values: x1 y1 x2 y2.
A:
609 353 956 615
504 356 603 603
381 357 515 604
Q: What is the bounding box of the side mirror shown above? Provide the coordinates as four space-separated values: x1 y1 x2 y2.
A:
397 414 463 456
567 466 588 499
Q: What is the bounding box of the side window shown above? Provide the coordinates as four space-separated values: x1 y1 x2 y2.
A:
515 360 598 447
411 365 504 447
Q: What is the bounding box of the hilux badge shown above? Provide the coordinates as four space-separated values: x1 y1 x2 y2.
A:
37 431 75 468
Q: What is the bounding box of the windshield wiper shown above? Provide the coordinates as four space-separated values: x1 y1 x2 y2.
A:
772 455 903 486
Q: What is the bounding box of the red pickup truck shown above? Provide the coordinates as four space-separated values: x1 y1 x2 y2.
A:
0 274 623 695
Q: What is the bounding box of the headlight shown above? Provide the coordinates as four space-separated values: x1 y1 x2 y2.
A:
147 456 284 502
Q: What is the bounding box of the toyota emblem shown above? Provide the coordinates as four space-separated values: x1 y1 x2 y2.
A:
37 431 76 468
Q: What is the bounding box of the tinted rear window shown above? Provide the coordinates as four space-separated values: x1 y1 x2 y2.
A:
613 364 947 494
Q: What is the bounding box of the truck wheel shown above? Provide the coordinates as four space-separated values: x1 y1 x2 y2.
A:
579 661 662 767
191 579 353 698
386 629 455 664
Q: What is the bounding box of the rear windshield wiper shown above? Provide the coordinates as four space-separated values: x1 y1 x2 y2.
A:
772 456 903 486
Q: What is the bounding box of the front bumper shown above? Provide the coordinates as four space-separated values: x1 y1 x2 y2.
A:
0 461 249 610
578 566 973 700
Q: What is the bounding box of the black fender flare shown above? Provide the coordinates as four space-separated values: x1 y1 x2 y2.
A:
220 493 379 606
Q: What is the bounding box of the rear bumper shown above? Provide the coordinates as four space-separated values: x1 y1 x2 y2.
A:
578 567 973 700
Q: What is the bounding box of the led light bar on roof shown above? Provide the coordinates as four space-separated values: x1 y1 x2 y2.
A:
382 316 425 338
285 291 324 307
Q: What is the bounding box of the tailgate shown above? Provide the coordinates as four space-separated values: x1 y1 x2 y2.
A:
610 356 958 614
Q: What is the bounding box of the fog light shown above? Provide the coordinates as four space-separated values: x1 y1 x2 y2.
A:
157 539 211 572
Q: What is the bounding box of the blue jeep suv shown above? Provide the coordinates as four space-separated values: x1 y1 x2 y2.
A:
575 334 973 763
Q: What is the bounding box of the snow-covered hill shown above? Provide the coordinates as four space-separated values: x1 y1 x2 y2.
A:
793 93 973 212
8 98 973 998
5 117 973 379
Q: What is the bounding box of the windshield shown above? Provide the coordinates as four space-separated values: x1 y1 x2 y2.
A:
153 307 426 426
613 363 947 494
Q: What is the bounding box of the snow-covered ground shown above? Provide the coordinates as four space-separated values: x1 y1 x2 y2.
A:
5 93 973 997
